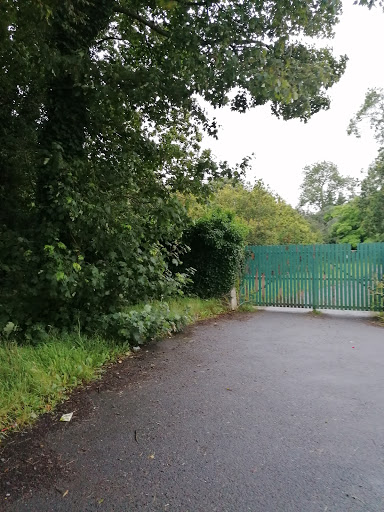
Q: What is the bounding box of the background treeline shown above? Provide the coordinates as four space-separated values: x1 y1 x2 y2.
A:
298 88 384 248
183 180 320 246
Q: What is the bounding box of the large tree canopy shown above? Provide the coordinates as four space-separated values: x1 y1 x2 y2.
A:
0 0 350 335
298 161 357 213
326 199 367 247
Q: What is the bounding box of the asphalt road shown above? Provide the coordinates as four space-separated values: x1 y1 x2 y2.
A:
2 310 384 512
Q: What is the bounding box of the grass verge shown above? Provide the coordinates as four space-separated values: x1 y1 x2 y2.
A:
237 303 258 312
0 335 129 434
373 311 384 325
167 296 228 323
0 296 228 435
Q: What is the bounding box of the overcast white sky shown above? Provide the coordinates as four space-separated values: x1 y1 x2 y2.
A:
202 2 384 207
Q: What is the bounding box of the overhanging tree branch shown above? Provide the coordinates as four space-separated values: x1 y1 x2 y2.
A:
175 0 216 6
230 40 272 49
95 36 126 46
113 6 169 37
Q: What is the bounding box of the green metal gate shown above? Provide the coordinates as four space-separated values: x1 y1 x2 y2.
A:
240 243 384 311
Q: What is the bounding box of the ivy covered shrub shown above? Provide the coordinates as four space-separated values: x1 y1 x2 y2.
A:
181 209 247 298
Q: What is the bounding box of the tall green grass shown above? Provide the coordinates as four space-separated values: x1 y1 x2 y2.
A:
0 334 129 433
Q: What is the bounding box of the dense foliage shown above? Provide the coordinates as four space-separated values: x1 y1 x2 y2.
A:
181 210 247 298
298 161 357 213
327 151 384 247
296 161 358 241
345 89 384 243
359 152 384 241
185 181 319 245
0 0 349 336
215 182 320 245
325 199 367 247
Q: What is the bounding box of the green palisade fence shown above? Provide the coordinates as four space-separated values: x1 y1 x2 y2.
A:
240 243 384 311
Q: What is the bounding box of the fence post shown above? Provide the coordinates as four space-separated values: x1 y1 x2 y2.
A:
313 246 318 311
230 287 238 310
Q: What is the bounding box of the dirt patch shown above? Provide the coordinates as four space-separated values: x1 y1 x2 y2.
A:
366 317 384 328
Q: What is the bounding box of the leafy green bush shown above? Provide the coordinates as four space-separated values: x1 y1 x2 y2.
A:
181 209 247 298
0 146 191 340
100 303 187 344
